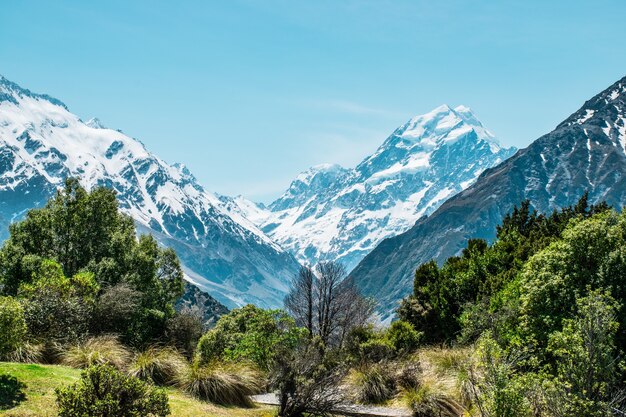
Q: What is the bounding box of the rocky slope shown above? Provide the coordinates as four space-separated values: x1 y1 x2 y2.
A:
244 105 516 271
0 75 301 309
350 75 626 319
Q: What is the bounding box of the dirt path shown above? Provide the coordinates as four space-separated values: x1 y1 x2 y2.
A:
251 393 413 417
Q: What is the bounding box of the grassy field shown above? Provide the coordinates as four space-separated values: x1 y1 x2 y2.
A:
0 362 275 417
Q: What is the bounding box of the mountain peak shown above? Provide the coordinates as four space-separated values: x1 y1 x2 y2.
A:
560 75 626 129
0 75 68 109
261 103 516 270
383 104 502 152
85 117 106 129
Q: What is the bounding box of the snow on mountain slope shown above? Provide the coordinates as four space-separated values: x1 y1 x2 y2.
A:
0 75 300 309
244 105 516 271
350 75 626 319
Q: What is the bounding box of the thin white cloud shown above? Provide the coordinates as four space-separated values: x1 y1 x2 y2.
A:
301 98 404 118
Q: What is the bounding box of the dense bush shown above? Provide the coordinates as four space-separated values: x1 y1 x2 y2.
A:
0 296 26 356
92 283 141 335
176 361 262 406
18 259 97 344
345 322 421 364
386 321 422 354
55 364 170 417
545 290 626 416
164 307 203 357
196 304 304 370
464 334 533 417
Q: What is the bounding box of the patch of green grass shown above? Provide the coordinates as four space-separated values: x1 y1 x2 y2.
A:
0 362 275 417
0 362 80 417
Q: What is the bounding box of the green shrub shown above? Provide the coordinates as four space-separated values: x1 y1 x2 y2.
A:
0 296 26 356
349 364 397 404
0 179 184 348
196 304 304 370
55 364 170 417
386 321 422 354
465 334 532 417
176 361 262 406
129 346 187 385
22 292 91 345
545 290 624 416
62 335 131 370
358 338 395 363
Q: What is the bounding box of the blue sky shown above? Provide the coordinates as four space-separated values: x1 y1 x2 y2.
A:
2 0 625 202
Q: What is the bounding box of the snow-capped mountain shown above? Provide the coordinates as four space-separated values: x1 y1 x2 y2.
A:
350 75 626 319
245 105 516 271
0 75 301 309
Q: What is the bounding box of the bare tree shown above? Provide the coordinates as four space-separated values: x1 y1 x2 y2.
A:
285 261 375 349
285 265 315 337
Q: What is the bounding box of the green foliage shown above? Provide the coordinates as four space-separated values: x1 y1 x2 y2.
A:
345 323 421 364
396 194 626 414
512 210 626 352
0 296 26 356
398 194 611 347
55 364 170 417
545 290 624 416
386 321 422 354
16 258 98 344
465 334 532 417
196 304 305 370
0 178 184 347
176 361 262 407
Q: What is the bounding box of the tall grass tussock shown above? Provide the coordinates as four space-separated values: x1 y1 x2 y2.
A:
61 335 131 370
129 346 187 385
177 361 263 407
348 364 397 404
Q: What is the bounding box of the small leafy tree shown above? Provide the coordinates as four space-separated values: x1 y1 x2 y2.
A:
196 304 305 370
55 364 170 417
0 296 26 356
